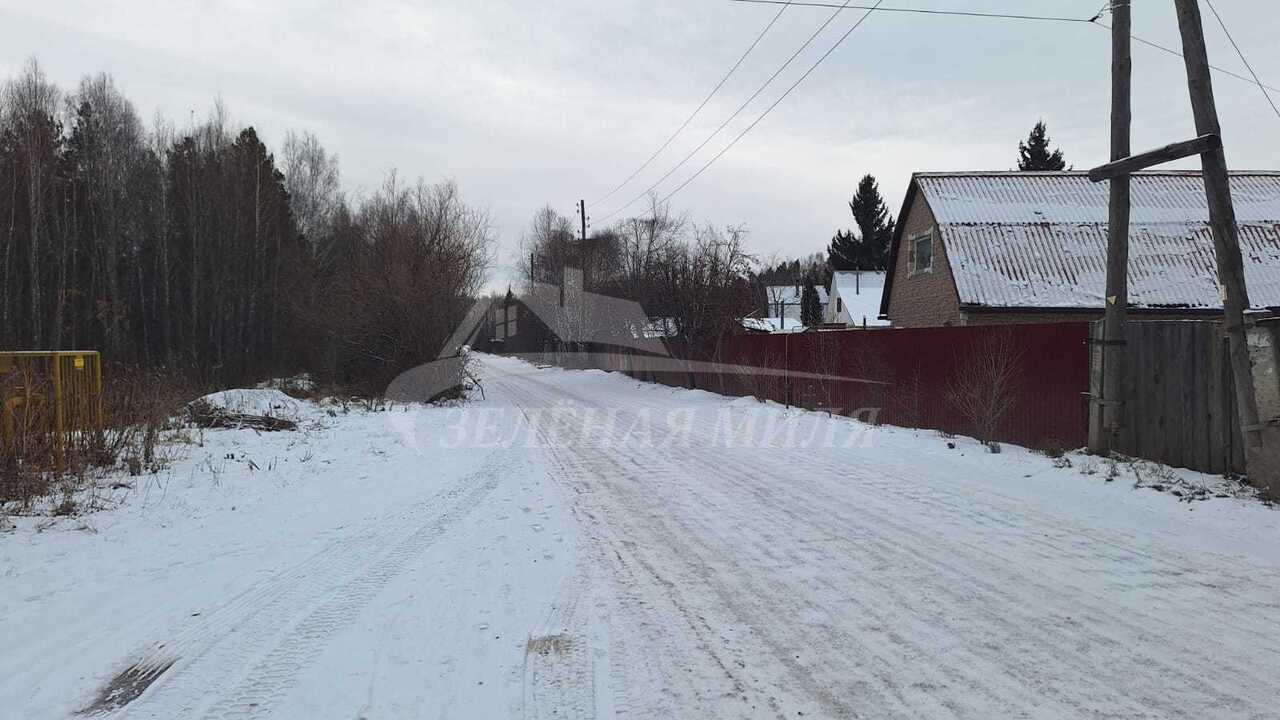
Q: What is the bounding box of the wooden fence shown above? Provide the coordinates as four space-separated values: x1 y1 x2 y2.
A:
1091 321 1245 474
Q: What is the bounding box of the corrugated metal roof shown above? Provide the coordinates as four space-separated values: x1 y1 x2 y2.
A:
914 172 1280 310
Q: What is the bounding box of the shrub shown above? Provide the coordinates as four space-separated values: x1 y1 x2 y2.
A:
1 364 202 512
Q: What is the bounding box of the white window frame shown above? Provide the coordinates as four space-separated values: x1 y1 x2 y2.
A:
910 231 934 275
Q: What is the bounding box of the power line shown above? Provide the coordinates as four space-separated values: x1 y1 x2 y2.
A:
1203 0 1280 121
595 0 1280 223
588 1 793 209
661 1 884 205
727 0 1099 23
1092 21 1280 94
597 1 858 222
733 0 1280 94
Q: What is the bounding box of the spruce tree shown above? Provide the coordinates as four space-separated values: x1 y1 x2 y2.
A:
801 282 823 327
827 229 859 271
1017 121 1067 171
849 174 894 271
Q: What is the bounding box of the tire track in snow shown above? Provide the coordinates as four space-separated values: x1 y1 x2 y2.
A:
96 446 515 719
654 415 1276 717
197 450 516 719
496 371 801 718
532 368 1280 661
491 360 1280 719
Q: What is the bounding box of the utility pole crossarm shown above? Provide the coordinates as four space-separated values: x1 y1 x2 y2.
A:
1087 134 1222 182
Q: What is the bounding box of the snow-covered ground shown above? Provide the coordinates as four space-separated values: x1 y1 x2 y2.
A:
3 354 1279 719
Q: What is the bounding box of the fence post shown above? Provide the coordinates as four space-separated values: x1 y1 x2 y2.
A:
94 353 104 431
51 354 65 469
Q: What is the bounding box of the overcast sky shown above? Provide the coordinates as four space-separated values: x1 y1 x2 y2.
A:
2 0 1278 289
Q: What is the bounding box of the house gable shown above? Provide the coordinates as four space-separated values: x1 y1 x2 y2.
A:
826 271 889 326
882 180 964 327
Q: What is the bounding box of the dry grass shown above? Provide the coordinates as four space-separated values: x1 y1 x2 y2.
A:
1 364 204 513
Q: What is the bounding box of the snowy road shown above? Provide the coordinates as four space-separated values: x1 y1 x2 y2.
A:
4 354 1280 719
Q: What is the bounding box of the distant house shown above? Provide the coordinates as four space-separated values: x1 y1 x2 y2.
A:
880 171 1280 327
825 271 888 327
765 284 828 323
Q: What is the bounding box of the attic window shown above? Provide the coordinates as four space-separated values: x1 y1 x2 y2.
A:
911 232 933 274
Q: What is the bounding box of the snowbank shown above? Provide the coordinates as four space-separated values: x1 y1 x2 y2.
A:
194 388 303 418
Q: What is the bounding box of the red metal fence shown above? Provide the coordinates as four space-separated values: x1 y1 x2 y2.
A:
599 323 1090 450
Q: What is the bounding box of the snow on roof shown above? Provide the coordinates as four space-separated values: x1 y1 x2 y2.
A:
766 285 828 305
829 271 889 326
913 171 1280 310
831 270 885 295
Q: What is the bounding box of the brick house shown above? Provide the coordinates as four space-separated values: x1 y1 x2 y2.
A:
879 171 1280 327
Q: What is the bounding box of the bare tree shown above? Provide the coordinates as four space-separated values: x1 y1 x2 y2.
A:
661 223 754 365
3 57 61 348
281 130 341 256
65 72 146 354
615 196 685 303
519 205 576 289
315 175 493 389
944 329 1027 451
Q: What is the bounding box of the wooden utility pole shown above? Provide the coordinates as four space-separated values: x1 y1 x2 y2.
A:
1092 0 1132 455
578 199 588 242
1173 0 1275 492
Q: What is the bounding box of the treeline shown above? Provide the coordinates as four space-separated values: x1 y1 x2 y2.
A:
518 199 754 355
0 59 490 390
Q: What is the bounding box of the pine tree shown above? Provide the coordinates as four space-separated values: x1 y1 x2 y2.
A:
1017 121 1067 171
801 281 823 327
848 174 894 270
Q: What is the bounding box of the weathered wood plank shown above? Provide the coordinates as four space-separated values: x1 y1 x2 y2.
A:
1180 322 1198 470
1136 320 1152 458
1189 323 1211 472
1132 321 1148 458
1107 320 1244 474
1153 322 1168 463
1087 134 1222 182
1206 327 1225 473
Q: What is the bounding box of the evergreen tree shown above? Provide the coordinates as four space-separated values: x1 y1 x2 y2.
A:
827 229 859 271
848 174 894 270
1017 121 1067 171
801 281 823 327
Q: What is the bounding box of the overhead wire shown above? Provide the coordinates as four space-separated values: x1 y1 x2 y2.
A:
596 0 1280 221
1090 20 1280 94
729 0 1280 97
1203 0 1280 121
596 0 858 222
660 1 883 204
588 0 794 209
726 0 1098 23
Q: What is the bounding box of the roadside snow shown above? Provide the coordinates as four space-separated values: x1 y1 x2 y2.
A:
2 357 1278 719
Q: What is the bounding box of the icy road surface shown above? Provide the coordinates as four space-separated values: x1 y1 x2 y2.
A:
3 354 1280 719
